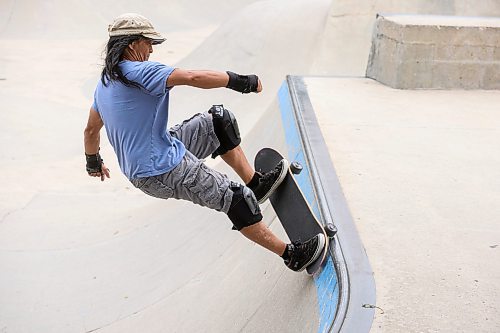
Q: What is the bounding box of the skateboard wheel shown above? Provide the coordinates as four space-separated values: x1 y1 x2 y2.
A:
290 162 303 174
325 223 337 238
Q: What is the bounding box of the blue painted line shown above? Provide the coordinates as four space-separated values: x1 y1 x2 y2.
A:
277 82 339 333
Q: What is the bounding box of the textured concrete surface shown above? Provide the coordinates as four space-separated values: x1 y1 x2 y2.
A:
366 14 500 89
308 76 500 332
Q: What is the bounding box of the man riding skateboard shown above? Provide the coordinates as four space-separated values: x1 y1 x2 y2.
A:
83 13 325 272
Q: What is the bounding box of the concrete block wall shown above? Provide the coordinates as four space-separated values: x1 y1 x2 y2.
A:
366 14 500 89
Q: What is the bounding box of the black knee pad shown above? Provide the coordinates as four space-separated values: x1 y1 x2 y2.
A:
227 182 262 231
209 105 241 158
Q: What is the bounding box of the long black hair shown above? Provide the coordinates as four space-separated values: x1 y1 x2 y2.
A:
101 35 143 88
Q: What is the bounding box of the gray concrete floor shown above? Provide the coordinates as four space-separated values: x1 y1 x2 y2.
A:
308 77 500 332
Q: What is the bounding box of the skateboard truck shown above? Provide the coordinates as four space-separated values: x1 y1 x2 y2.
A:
290 161 303 175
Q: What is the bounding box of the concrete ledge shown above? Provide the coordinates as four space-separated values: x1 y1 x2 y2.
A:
366 14 500 89
286 76 376 333
277 79 340 332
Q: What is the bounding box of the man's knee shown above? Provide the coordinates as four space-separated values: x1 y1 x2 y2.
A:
227 182 262 231
209 104 241 158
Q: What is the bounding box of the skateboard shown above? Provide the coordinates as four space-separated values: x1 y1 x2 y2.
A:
254 148 336 275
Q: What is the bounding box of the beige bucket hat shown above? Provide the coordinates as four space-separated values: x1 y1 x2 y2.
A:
108 13 166 44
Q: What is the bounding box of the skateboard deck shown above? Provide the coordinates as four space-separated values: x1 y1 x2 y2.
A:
254 148 329 275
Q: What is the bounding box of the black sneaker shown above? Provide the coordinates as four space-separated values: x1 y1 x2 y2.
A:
250 159 289 204
284 234 326 272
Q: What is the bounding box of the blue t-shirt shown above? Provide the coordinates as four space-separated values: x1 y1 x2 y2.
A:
92 60 186 179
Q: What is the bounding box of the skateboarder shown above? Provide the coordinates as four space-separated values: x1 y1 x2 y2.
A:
83 13 325 272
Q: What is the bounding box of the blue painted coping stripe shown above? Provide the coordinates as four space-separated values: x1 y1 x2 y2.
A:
278 82 339 333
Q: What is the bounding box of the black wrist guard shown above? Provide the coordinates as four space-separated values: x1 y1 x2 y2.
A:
226 71 259 94
86 152 103 174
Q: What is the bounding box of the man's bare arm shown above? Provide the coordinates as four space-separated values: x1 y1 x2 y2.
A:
84 107 110 181
166 69 262 92
84 107 103 154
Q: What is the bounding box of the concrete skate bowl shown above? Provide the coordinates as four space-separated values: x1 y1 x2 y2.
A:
0 0 376 332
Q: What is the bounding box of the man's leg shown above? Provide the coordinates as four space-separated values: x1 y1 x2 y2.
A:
131 152 324 272
220 146 254 184
227 181 325 272
220 144 288 204
240 222 287 256
207 105 254 183
209 105 288 204
169 108 286 204
167 109 324 270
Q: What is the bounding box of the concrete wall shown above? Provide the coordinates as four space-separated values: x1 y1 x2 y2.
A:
366 14 500 89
